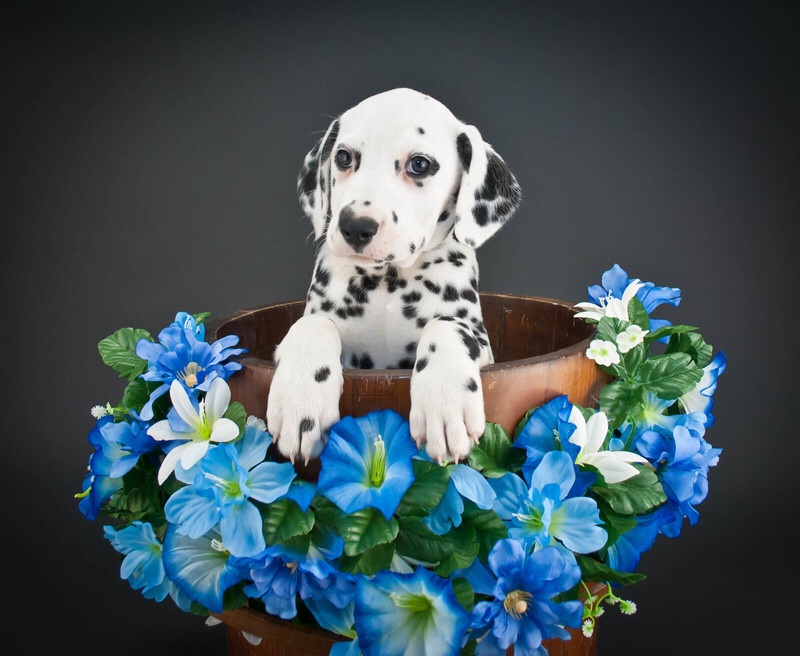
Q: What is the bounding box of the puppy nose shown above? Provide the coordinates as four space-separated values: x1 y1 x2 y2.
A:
339 215 379 251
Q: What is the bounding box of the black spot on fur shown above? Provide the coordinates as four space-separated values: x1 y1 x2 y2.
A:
443 284 459 302
392 211 398 223
423 280 441 295
406 341 417 353
409 243 416 254
447 250 467 267
456 132 472 172
416 317 428 329
314 366 331 382
466 378 478 392
415 357 428 372
315 265 331 287
459 329 481 360
402 290 422 304
461 288 478 303
438 210 450 223
353 149 362 172
398 358 415 369
414 180 423 188
417 127 425 134
395 160 401 174
359 354 373 369
403 304 418 319
428 343 437 353
299 417 316 433
456 307 469 318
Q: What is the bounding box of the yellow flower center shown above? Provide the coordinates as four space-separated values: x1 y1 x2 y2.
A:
503 590 532 620
177 361 204 388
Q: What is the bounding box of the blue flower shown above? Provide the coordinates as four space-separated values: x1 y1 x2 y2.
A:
78 414 159 520
679 351 727 426
104 521 191 610
423 463 496 535
581 264 681 337
135 321 245 421
514 396 576 481
508 451 607 554
171 311 205 341
605 505 674 573
587 264 681 315
161 525 244 613
470 540 583 656
317 410 418 520
165 418 295 557
242 534 355 635
634 415 721 533
354 567 470 656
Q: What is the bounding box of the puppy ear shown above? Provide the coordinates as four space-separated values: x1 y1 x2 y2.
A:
297 118 340 240
453 124 521 248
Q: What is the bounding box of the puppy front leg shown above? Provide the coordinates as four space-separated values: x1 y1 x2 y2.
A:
267 315 344 464
409 317 490 464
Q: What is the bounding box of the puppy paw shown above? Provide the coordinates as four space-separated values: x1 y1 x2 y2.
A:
266 315 344 465
409 319 487 464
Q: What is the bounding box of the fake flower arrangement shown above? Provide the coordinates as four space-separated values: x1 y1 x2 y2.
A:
77 265 725 656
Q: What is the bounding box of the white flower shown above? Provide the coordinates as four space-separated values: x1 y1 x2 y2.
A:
567 406 648 484
615 325 649 353
90 403 111 419
586 339 620 367
574 279 645 322
147 377 240 484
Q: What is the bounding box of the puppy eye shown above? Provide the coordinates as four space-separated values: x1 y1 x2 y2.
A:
335 149 353 170
407 155 431 177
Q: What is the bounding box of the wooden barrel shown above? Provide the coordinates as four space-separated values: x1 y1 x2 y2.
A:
207 292 606 656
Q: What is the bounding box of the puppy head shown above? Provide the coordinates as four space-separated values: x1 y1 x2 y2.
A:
297 88 521 267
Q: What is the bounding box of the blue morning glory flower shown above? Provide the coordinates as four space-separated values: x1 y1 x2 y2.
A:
161 525 244 613
634 415 721 533
679 351 727 426
354 567 470 656
317 409 418 520
165 419 295 558
242 534 355 635
104 521 191 611
604 505 674 573
513 396 595 496
423 463 496 535
78 414 159 520
135 321 245 421
508 451 607 554
470 539 583 656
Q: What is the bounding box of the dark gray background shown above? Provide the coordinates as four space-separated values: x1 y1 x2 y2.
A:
3 1 796 654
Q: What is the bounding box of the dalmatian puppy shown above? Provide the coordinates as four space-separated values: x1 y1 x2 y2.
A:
267 88 521 465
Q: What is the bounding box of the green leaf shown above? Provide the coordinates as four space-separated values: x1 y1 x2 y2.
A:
638 352 703 399
620 342 645 376
599 380 643 430
627 297 650 330
395 460 450 517
395 516 453 566
435 522 479 576
337 542 395 576
468 423 524 477
461 504 508 561
596 507 638 548
120 378 150 413
338 508 399 557
98 327 152 379
592 466 667 516
262 499 315 545
577 555 646 586
665 331 714 368
223 401 247 437
193 311 212 325
451 577 475 611
645 324 698 343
